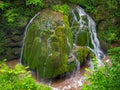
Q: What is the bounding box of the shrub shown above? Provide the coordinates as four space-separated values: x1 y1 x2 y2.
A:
82 47 120 90
26 0 44 6
0 60 51 90
51 4 69 15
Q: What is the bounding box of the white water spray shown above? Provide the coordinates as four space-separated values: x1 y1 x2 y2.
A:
73 6 104 60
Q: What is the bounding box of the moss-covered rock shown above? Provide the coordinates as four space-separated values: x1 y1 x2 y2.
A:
22 6 101 78
22 9 75 79
74 46 94 65
69 9 93 48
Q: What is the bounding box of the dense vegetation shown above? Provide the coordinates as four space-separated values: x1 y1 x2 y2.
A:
82 47 120 90
0 60 51 90
0 0 120 89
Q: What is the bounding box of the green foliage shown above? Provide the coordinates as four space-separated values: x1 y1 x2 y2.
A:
0 1 9 10
0 0 45 29
63 0 98 14
82 47 120 90
108 47 120 61
107 0 118 9
63 0 119 15
0 60 51 90
99 26 118 44
85 6 97 14
4 9 18 23
26 0 44 7
52 4 69 15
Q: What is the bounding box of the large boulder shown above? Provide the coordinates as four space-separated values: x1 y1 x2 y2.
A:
22 6 97 79
22 9 75 78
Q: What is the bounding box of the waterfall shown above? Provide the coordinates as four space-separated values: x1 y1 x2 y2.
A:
19 6 106 89
72 6 104 60
20 12 40 64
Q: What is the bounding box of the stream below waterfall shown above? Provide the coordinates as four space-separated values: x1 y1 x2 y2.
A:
6 58 97 90
7 56 110 90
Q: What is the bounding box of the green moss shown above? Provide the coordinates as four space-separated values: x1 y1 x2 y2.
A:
74 9 80 21
76 31 89 46
63 15 70 27
75 47 92 64
68 60 76 71
55 26 70 54
22 23 41 68
36 26 75 78
63 15 73 49
22 24 75 78
70 21 80 34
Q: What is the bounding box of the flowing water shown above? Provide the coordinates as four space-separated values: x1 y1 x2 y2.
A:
20 12 40 64
18 6 105 90
72 6 104 60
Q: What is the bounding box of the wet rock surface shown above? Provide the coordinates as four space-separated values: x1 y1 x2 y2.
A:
21 7 93 79
22 9 76 78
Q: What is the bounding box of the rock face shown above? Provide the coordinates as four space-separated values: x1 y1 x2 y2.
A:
22 9 76 78
0 15 28 61
0 29 24 60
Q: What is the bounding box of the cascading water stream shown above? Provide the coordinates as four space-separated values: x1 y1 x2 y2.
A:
20 12 40 64
73 6 104 61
